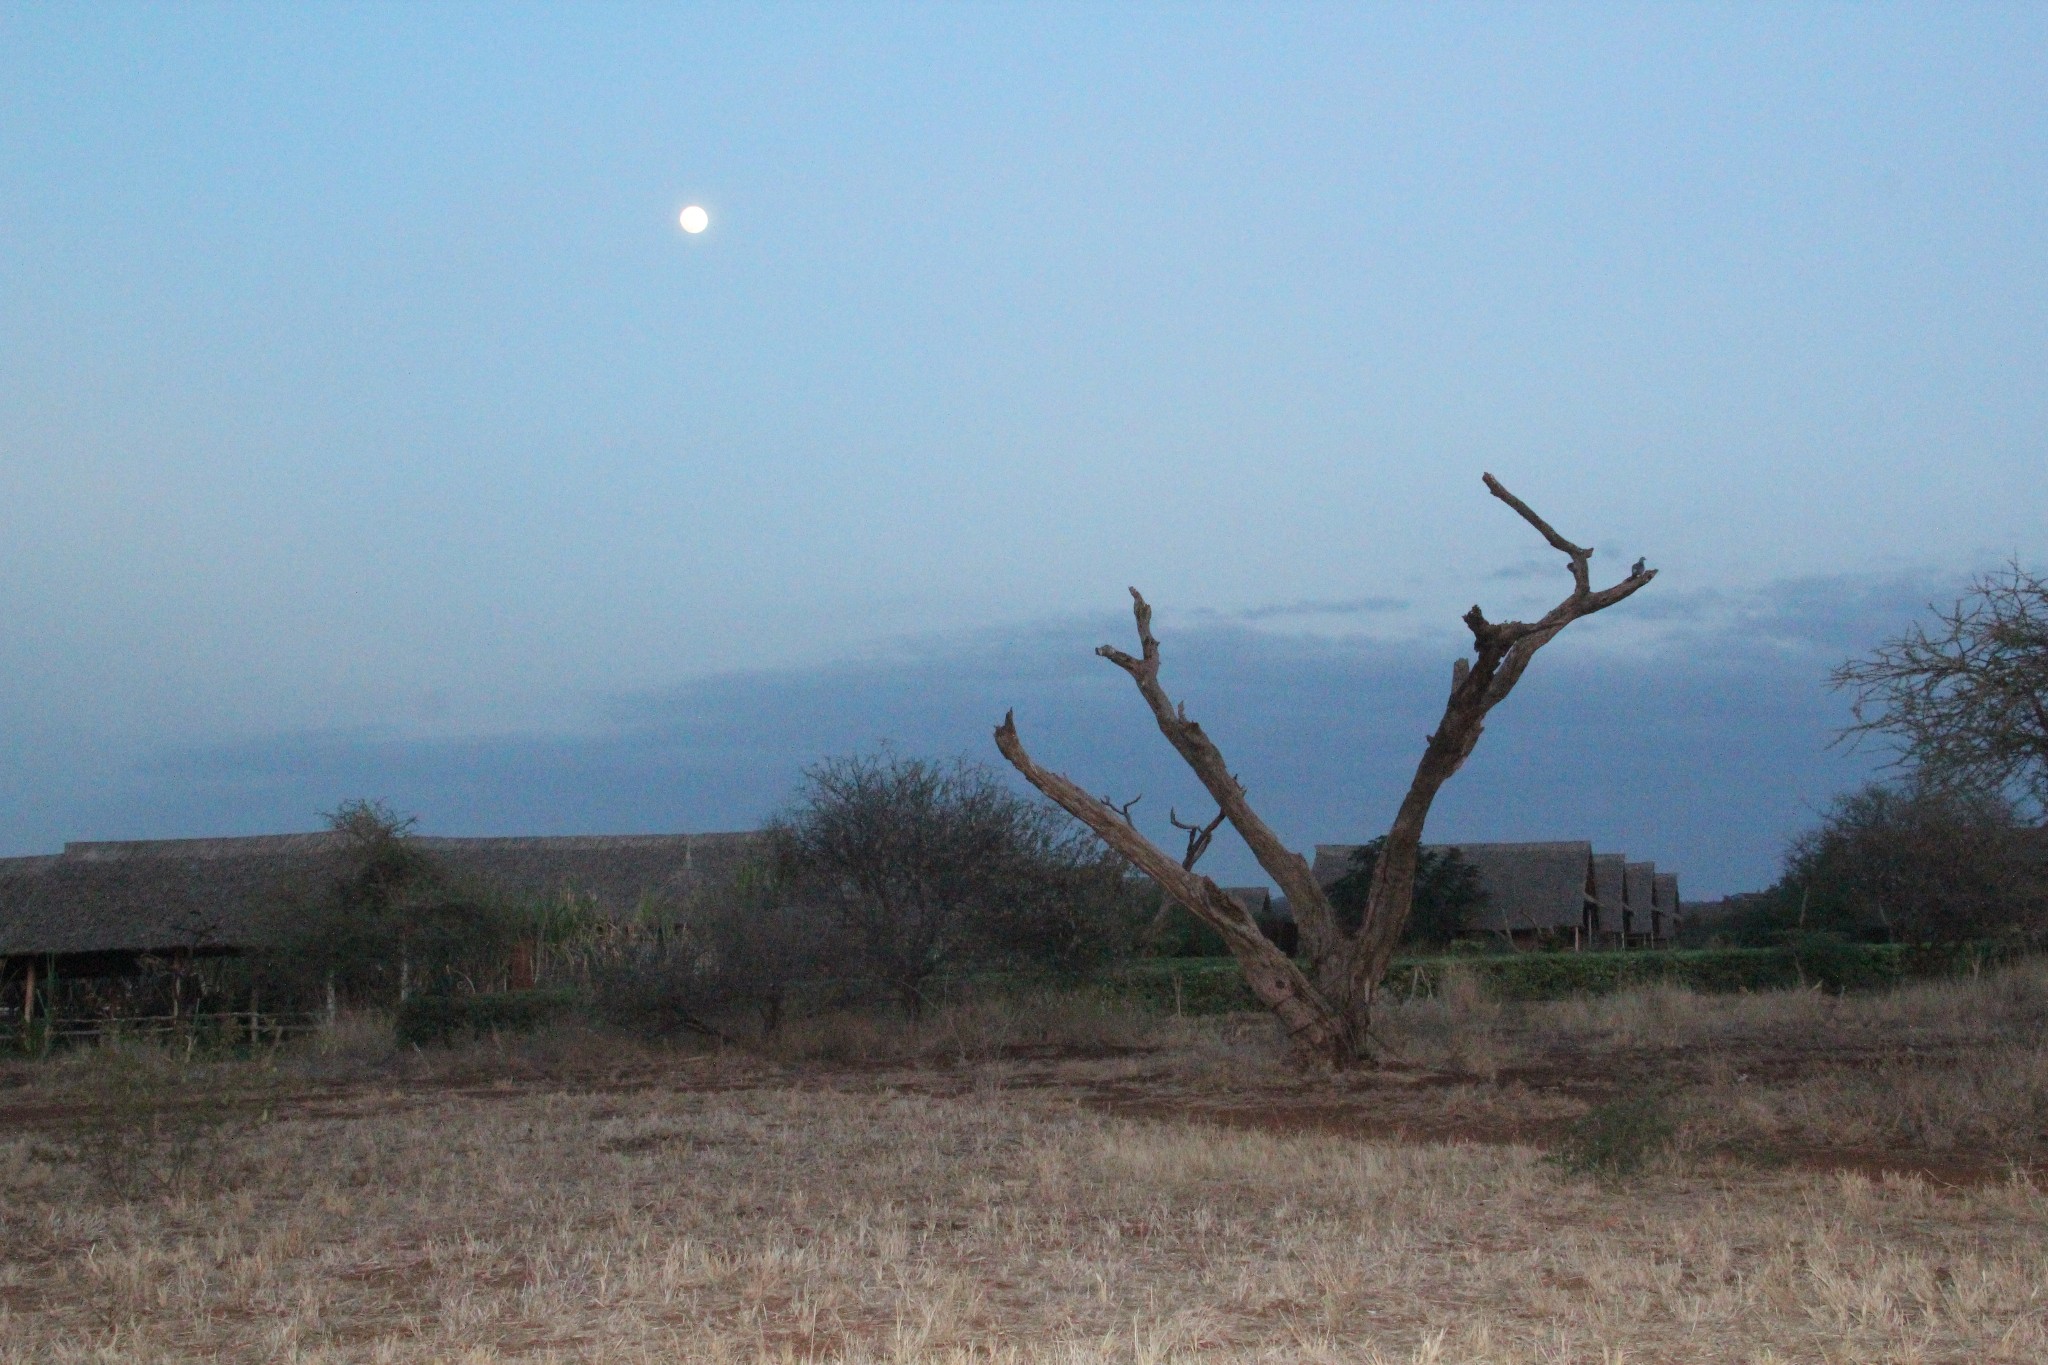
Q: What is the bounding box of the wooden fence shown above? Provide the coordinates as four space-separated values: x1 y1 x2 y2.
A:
14 1009 326 1051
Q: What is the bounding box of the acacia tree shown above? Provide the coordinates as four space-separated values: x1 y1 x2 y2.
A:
1781 780 2046 946
1832 562 2048 818
994 474 1655 1066
776 751 1139 1017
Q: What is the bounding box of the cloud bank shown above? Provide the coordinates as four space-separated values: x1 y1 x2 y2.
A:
2 571 1952 898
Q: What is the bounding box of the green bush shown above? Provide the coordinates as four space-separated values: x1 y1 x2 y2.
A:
1144 904 1230 958
1104 960 1261 1014
395 988 581 1047
258 800 524 1012
1100 942 2033 1013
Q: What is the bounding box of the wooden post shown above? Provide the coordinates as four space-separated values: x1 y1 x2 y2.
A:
41 955 54 1057
324 975 337 1028
508 940 536 992
21 958 35 1045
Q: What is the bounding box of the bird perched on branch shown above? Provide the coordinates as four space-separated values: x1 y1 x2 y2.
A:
1631 557 1646 577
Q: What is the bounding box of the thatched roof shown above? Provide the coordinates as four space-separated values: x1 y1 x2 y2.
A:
1309 845 1357 889
1222 886 1272 919
419 833 760 916
0 831 763 958
0 849 323 957
1653 872 1680 917
1313 840 1595 934
0 856 64 948
1445 842 1596 934
1625 861 1656 920
1591 854 1626 931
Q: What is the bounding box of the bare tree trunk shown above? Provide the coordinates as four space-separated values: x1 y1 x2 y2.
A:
996 474 1654 1066
996 718 1353 1062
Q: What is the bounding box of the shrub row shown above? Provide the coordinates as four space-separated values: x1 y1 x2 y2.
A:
1104 941 2033 1014
383 942 2036 1043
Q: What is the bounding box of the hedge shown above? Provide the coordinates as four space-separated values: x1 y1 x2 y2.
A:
395 987 581 1046
1104 941 2031 1014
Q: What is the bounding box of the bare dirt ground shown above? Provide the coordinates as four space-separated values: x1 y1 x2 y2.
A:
1 967 2045 1362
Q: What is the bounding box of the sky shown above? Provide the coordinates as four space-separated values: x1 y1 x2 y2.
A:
3 5 2045 895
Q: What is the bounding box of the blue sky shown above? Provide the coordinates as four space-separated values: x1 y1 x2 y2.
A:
3 5 2044 894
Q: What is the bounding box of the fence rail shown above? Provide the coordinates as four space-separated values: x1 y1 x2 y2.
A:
10 1010 326 1046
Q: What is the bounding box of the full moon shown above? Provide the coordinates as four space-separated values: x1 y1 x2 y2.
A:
679 205 709 234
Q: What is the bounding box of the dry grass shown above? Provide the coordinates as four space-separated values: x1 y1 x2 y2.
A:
1532 958 2048 1055
1366 959 2048 1161
760 990 1163 1068
4 1072 2046 1363
3 966 2048 1361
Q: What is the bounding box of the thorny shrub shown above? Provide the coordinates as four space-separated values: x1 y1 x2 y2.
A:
46 1043 261 1200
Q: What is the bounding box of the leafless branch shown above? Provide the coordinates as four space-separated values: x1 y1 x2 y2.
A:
1100 793 1143 827
993 712 1349 1060
1169 807 1227 871
1091 588 1343 966
1832 561 2048 815
994 473 1656 1067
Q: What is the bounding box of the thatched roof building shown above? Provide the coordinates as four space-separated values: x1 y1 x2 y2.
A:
0 831 761 967
1591 854 1627 937
1625 861 1657 935
1450 842 1599 936
1653 871 1682 934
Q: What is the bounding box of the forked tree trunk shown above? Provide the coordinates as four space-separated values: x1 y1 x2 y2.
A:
996 474 1655 1067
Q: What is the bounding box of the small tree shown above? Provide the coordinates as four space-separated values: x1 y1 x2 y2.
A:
1326 839 1487 949
972 827 1151 977
261 800 517 1008
996 475 1654 1066
1833 561 2048 817
1777 781 2046 946
683 853 846 1036
777 752 1136 1017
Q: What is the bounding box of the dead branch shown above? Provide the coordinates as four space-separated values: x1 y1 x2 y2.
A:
995 473 1654 1067
1342 474 1655 994
995 712 1350 1061
1094 588 1347 968
1101 794 1143 827
1170 807 1227 871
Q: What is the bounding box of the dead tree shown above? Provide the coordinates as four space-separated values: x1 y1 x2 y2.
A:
994 474 1655 1066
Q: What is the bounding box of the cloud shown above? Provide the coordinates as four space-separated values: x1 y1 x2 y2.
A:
6 568 1938 900
1488 558 1559 582
1222 596 1411 623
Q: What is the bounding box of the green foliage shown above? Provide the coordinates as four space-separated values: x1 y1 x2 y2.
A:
1785 930 1869 993
1755 781 2048 946
1395 943 2032 1000
644 853 843 1037
1101 943 2034 1014
515 887 610 950
1102 960 1264 1015
258 800 522 1009
1145 903 1230 958
1408 948 1801 1000
1325 838 1489 947
394 988 581 1047
1548 1091 1675 1179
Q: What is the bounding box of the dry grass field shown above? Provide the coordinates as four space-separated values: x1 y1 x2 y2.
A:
2 964 2046 1363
